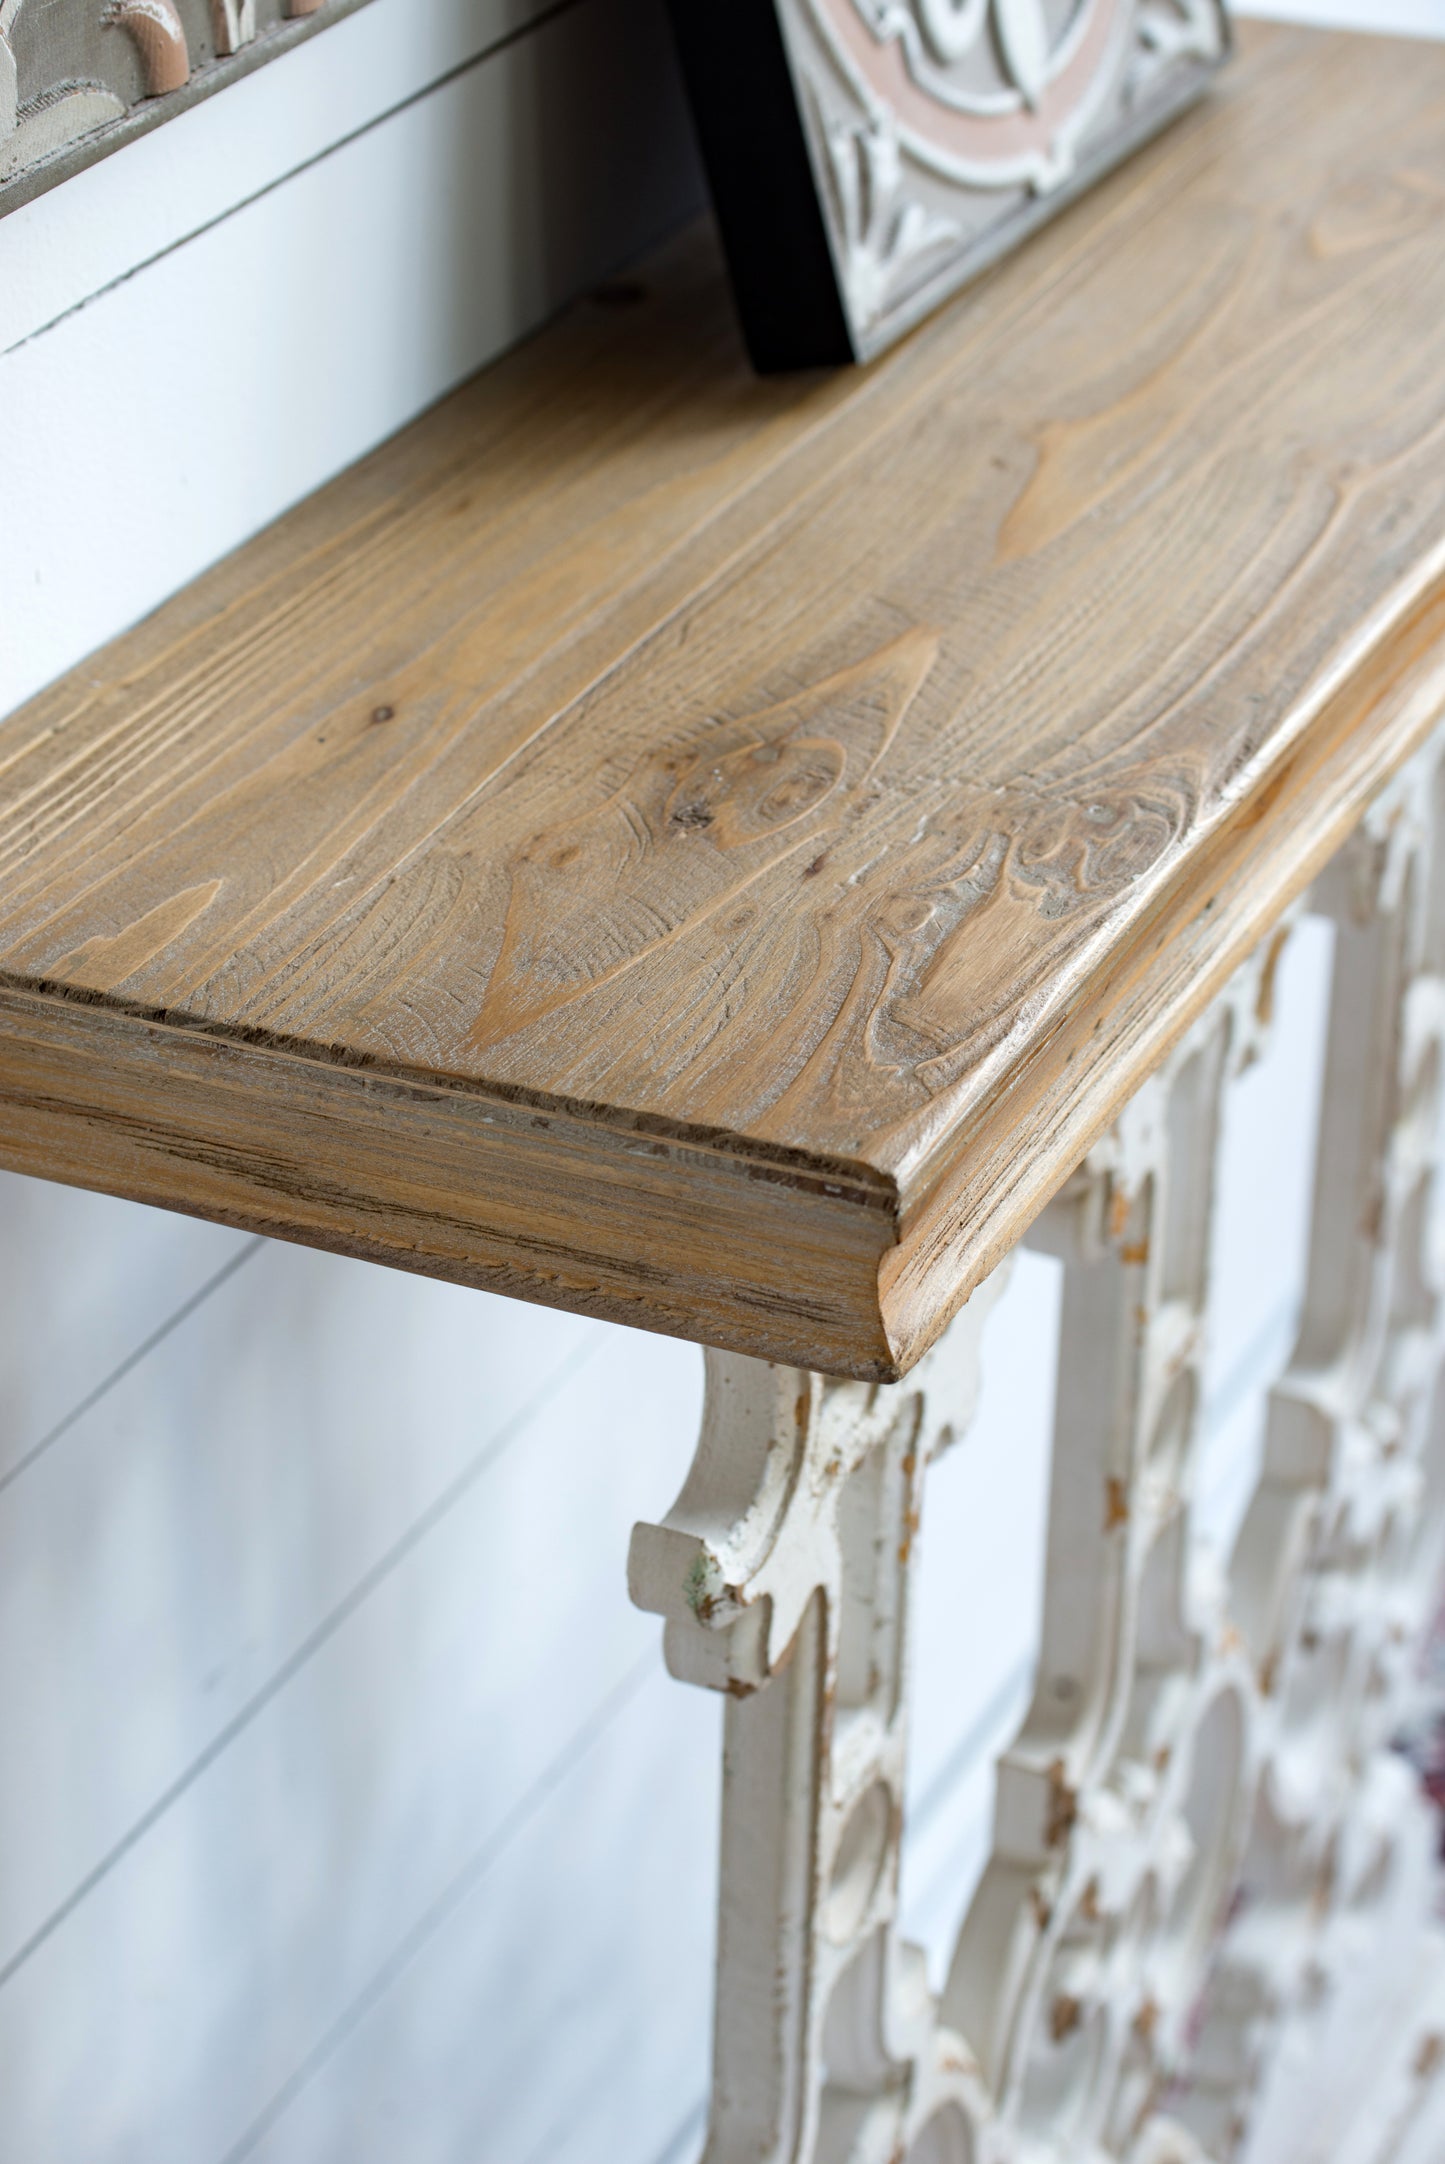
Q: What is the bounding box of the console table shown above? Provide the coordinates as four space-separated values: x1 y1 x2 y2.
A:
3 19 1445 2161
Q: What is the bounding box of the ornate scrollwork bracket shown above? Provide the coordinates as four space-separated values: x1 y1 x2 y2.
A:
631 1285 1006 2163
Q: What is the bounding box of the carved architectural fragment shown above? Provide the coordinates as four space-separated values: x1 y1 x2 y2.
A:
108 0 189 96
209 0 255 54
0 0 364 212
0 0 123 183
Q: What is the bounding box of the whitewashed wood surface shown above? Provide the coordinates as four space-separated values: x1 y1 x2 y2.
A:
0 2 1439 2156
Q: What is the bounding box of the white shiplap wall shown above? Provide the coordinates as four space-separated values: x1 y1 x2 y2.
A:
0 4 1438 2157
0 1193 719 2163
0 0 706 721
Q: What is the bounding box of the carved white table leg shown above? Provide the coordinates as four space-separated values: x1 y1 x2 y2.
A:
631 1296 1007 2164
633 747 1445 2164
937 936 1292 2162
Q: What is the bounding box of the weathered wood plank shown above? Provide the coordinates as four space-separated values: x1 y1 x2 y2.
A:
2 21 1444 1376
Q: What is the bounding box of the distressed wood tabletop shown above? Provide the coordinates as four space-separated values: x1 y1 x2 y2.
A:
4 20 1445 1378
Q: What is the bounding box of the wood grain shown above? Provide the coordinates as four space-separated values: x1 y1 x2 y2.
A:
4 20 1445 1378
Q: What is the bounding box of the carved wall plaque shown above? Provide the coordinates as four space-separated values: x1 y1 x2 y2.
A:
0 0 368 217
668 0 1231 367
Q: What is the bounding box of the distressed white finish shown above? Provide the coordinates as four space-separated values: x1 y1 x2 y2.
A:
634 738 1445 2162
632 1284 1007 2164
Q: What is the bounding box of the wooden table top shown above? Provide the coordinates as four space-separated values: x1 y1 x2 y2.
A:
3 20 1444 1378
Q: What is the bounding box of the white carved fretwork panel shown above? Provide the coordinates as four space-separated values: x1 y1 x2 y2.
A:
633 735 1445 2163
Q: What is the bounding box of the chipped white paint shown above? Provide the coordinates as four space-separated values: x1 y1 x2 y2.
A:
210 0 258 52
635 740 1445 2162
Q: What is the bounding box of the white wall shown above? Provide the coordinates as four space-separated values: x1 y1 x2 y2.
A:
0 0 705 721
0 1184 719 2162
0 3 1437 2158
1244 0 1445 28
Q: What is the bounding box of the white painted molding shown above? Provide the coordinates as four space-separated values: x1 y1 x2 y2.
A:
0 0 565 353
